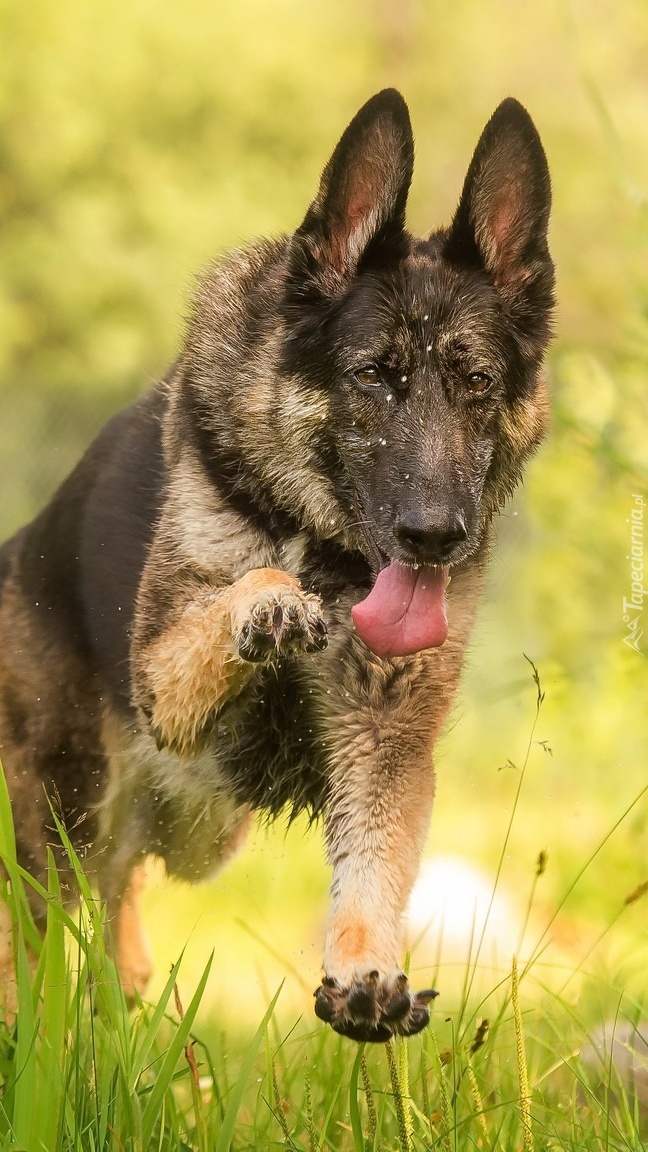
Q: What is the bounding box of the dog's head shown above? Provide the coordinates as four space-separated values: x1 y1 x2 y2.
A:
280 90 554 656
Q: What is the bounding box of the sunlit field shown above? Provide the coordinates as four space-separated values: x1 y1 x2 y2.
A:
0 0 647 1147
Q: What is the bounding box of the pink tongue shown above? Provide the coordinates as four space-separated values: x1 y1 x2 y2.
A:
352 561 449 657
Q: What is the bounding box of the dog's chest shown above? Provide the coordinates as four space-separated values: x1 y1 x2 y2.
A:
212 657 331 816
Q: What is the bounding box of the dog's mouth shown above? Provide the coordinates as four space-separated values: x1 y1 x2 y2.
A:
348 508 450 657
351 558 450 658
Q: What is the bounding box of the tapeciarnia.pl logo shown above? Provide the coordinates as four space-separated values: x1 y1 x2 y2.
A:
623 493 645 654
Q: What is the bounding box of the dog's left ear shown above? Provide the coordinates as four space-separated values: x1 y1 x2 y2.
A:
289 89 414 296
445 99 553 304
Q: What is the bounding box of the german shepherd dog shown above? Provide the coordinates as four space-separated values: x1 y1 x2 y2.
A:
0 90 554 1040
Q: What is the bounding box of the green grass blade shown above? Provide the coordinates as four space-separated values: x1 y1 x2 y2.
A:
129 952 185 1091
141 953 215 1148
0 758 17 863
215 983 283 1152
315 1061 343 1151
48 812 97 910
348 1043 365 1152
11 924 38 1150
0 759 40 954
263 1024 274 1125
37 849 67 1152
49 810 132 1042
9 861 84 941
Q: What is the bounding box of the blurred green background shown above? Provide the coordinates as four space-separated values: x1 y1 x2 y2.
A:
1 0 646 1027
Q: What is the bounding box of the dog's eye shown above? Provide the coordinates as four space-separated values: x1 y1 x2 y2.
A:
466 371 492 395
353 366 381 388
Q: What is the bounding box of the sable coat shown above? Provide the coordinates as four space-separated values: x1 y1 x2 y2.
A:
0 90 554 1040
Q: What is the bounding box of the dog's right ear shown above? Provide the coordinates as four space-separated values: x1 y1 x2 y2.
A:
288 89 414 298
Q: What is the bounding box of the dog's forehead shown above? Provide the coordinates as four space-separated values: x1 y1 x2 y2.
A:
398 246 495 331
349 245 500 358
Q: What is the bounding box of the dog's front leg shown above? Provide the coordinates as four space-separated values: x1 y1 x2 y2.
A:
315 689 439 1041
132 566 327 757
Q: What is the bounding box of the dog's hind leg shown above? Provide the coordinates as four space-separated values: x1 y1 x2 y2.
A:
108 860 154 1001
97 767 253 997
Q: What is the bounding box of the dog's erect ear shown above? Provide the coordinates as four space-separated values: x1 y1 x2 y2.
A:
444 99 552 300
289 89 414 295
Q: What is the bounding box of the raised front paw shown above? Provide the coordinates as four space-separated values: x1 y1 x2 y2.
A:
237 587 328 662
314 970 437 1043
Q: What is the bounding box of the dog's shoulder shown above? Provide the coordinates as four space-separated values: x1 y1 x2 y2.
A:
10 386 169 697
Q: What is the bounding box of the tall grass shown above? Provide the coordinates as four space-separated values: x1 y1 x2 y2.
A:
0 675 646 1151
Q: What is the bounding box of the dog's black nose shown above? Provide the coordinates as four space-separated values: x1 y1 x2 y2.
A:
395 509 467 564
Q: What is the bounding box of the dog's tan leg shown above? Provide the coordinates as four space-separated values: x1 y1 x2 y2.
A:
133 567 326 756
105 808 252 998
110 861 153 1000
323 757 435 985
314 662 444 1042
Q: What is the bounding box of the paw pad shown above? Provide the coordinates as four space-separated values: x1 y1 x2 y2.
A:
314 971 437 1042
238 591 327 662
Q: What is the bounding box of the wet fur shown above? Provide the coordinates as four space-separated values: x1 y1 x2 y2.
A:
0 91 554 1037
